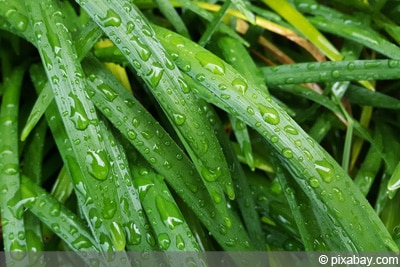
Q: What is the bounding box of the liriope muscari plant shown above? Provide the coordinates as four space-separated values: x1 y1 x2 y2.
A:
1 0 400 265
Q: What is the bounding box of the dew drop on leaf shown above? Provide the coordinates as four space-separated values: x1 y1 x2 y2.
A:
173 113 186 126
282 148 293 159
147 62 164 87
284 125 298 135
130 36 151 61
86 149 110 181
110 222 126 251
134 177 155 200
258 104 280 125
155 196 184 229
102 198 117 219
195 51 225 75
176 234 186 250
231 78 248 95
315 159 334 183
72 235 95 250
10 240 26 260
157 233 171 250
50 202 61 217
99 9 121 27
68 93 90 130
201 166 222 182
211 191 222 204
309 177 320 188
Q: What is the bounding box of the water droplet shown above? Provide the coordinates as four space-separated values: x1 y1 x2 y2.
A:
309 177 320 188
178 77 190 93
211 191 222 204
225 238 237 247
201 167 222 182
127 130 137 140
333 187 344 202
173 113 186 125
185 182 198 193
176 234 186 250
258 104 280 125
97 83 118 101
134 177 154 200
270 135 279 143
284 125 298 135
156 196 184 229
196 73 205 81
307 63 316 70
99 9 121 27
10 240 26 260
388 60 399 68
147 62 164 87
86 149 110 180
102 198 117 219
195 51 225 75
141 24 153 37
5 9 28 31
331 70 340 78
52 223 61 233
306 137 315 147
126 21 135 34
218 84 227 90
285 77 294 84
110 222 126 251
364 61 381 68
282 148 293 159
314 159 334 183
72 235 95 250
157 233 171 250
141 131 153 140
347 62 355 70
3 164 19 175
68 93 90 130
231 78 248 95
131 117 140 127
221 94 231 99
130 36 151 61
126 222 142 245
50 203 61 217
218 224 227 235
247 106 255 115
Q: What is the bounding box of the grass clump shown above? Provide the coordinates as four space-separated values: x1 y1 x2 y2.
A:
1 0 400 264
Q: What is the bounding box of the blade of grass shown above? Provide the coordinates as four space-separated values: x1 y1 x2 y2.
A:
21 117 48 255
173 0 249 46
262 0 342 61
345 85 400 109
231 0 255 24
354 144 382 196
198 0 231 47
154 25 398 251
0 64 29 264
154 0 190 38
261 59 400 86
